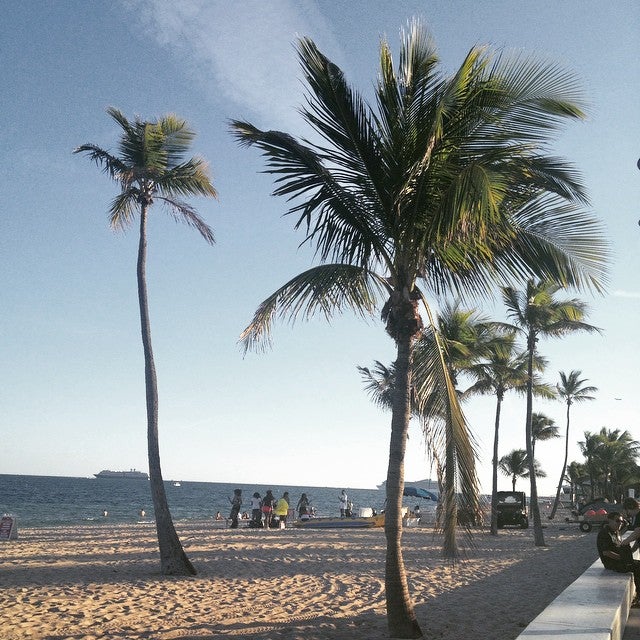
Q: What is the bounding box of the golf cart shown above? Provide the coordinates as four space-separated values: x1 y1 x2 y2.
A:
496 491 529 529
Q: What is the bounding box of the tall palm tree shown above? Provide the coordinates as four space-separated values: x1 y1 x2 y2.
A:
231 23 607 637
75 108 217 575
502 281 600 546
531 412 560 459
549 371 597 518
499 449 546 491
465 339 554 534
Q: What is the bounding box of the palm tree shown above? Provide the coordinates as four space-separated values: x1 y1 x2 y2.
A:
579 430 604 499
502 281 600 546
231 23 607 637
74 108 217 575
565 460 588 505
465 340 554 534
593 428 640 499
549 371 597 518
413 301 497 556
499 449 546 491
531 412 560 459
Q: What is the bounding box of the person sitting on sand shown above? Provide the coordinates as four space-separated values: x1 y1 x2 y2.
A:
597 511 640 607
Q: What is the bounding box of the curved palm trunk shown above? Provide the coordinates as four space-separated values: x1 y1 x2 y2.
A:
490 393 503 535
442 419 458 557
525 333 545 546
137 205 196 576
549 402 571 519
385 329 422 639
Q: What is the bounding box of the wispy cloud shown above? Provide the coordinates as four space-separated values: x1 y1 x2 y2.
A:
119 0 343 133
613 290 640 299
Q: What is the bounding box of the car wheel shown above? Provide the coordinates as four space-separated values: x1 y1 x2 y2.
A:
579 522 592 533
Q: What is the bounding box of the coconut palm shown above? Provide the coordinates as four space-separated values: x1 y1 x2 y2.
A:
465 339 554 534
413 302 498 556
549 371 597 518
74 108 217 576
502 281 600 546
531 412 560 459
231 22 607 637
593 428 640 499
579 430 604 499
499 449 546 491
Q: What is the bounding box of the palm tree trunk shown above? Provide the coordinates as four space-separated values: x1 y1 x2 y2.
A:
526 333 545 546
490 395 503 535
385 329 422 639
137 205 196 576
442 419 458 557
549 402 570 519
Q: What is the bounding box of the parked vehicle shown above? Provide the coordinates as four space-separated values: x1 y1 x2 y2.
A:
496 491 529 529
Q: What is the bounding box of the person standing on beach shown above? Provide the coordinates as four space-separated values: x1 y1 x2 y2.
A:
250 492 263 527
339 489 348 518
297 493 310 519
597 511 640 607
229 489 242 529
275 492 290 528
262 489 275 528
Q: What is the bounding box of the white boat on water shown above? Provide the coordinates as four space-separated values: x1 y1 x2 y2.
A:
94 469 149 480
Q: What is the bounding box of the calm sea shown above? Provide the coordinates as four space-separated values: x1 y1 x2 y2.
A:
0 475 385 528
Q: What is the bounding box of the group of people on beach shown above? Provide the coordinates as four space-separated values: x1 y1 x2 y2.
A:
226 489 316 529
596 496 640 608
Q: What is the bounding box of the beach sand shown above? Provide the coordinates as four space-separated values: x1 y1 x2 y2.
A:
0 516 597 640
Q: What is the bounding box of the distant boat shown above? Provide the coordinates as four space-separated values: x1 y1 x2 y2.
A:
94 469 149 480
172 481 181 487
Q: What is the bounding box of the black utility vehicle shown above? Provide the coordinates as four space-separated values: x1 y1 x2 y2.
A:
496 491 529 529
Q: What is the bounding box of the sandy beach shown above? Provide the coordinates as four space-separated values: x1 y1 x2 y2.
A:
0 517 598 640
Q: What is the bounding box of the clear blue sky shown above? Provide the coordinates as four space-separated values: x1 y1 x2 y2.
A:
2 1 639 495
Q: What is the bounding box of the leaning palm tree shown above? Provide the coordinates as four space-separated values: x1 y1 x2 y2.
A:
413 302 497 556
502 281 600 546
464 336 554 534
499 449 546 491
531 412 561 459
549 371 597 518
232 22 607 638
75 108 217 575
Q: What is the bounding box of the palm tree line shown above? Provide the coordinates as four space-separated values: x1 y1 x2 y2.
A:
76 21 609 640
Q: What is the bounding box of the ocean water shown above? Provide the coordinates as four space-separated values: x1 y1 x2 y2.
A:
0 475 386 528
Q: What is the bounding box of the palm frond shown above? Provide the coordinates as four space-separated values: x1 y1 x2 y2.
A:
239 265 390 353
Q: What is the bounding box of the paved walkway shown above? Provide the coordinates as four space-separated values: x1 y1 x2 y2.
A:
625 607 640 639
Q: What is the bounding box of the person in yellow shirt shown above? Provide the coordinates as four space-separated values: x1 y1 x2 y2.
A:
275 492 290 528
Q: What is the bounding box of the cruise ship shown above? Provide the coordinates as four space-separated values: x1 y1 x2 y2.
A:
94 469 149 480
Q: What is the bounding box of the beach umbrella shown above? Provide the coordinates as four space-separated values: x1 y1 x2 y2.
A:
403 486 438 501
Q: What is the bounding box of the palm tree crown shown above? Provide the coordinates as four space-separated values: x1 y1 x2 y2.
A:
75 107 217 237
